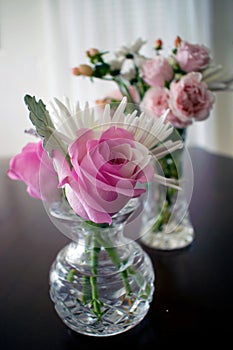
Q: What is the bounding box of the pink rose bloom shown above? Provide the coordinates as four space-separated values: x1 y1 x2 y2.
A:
7 141 60 202
140 87 190 128
140 86 170 116
169 72 215 123
176 40 211 72
165 113 192 128
140 56 174 87
140 86 191 128
54 126 154 224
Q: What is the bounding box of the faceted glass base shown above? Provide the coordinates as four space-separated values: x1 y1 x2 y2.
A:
49 241 154 337
139 130 195 251
48 198 155 337
140 212 195 250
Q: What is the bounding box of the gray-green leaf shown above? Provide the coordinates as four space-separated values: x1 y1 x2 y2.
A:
24 95 67 156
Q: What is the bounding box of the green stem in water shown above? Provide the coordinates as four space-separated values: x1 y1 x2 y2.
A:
105 246 132 295
95 234 132 295
152 129 186 233
127 266 152 299
82 235 92 304
67 224 139 319
90 235 103 319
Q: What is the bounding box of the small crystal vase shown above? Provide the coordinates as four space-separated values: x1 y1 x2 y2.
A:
48 199 155 337
140 129 195 250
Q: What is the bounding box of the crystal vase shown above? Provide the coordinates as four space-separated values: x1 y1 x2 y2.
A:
139 129 195 250
48 198 155 337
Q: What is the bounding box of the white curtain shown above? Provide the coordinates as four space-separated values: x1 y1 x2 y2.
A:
1 0 233 157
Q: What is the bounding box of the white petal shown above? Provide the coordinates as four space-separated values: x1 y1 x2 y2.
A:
111 97 127 122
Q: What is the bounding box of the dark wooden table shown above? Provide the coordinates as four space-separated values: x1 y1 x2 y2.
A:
1 147 233 349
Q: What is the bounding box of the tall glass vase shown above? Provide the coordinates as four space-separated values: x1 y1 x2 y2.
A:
48 198 155 337
140 129 195 250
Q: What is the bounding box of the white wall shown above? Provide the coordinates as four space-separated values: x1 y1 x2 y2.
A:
1 0 233 158
0 0 50 157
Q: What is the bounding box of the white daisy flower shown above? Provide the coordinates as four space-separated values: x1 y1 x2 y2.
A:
115 38 147 59
133 54 147 68
107 58 124 72
47 97 95 142
48 96 183 154
121 68 137 81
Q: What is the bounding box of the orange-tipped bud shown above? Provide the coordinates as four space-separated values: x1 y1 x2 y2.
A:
174 36 182 48
96 98 107 106
78 64 93 76
72 67 81 76
155 38 163 50
86 48 99 57
95 98 112 108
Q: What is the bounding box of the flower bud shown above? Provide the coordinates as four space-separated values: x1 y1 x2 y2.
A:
154 38 163 50
72 67 81 76
95 98 108 108
78 64 94 76
174 36 182 48
86 48 99 57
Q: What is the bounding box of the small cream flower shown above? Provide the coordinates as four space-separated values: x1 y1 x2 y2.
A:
107 58 124 72
115 38 146 59
122 68 137 81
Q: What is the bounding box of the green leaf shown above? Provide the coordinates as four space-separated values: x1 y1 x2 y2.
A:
24 95 67 156
93 63 110 78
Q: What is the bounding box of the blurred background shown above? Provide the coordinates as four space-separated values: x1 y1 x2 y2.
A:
0 0 233 158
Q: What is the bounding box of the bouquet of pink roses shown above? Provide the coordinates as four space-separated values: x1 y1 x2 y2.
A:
71 36 232 248
72 36 232 134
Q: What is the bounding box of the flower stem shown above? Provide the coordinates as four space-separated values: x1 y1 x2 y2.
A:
127 266 152 299
90 235 102 319
94 233 132 295
113 77 134 103
82 235 92 304
76 225 136 319
105 246 132 294
152 129 186 233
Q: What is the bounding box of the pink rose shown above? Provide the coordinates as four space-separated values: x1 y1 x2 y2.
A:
54 126 154 224
140 86 170 116
140 86 191 128
176 40 211 72
140 56 174 87
169 72 215 123
7 141 60 202
166 113 192 129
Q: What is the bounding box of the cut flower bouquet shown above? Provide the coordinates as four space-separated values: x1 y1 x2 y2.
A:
7 95 183 335
72 36 233 249
72 35 233 129
7 95 182 224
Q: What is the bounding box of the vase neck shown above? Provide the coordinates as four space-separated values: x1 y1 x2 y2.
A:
48 197 140 244
75 223 128 249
